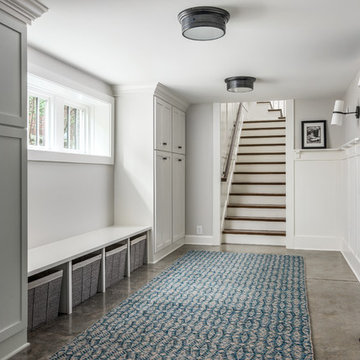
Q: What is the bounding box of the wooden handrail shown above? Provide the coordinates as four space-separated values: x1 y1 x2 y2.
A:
221 104 242 182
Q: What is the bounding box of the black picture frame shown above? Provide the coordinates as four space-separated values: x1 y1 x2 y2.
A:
301 120 327 149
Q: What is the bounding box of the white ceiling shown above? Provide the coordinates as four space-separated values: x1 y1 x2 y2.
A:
28 0 360 103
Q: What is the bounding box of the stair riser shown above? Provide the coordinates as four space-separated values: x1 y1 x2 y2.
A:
242 122 285 129
229 195 286 205
225 220 286 231
238 145 286 153
231 184 286 193
240 137 286 145
222 233 286 245
236 164 286 172
237 154 285 162
241 129 285 136
233 174 286 182
227 208 286 217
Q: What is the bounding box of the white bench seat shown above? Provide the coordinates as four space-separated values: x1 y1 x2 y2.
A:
28 225 151 314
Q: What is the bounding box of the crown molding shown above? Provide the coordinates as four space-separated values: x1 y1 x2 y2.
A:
0 0 47 24
112 82 189 111
112 84 157 96
154 83 189 111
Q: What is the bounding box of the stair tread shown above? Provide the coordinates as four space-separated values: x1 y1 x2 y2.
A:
243 127 285 131
225 216 286 222
236 162 286 165
227 203 286 209
230 192 286 196
239 143 285 147
223 229 286 236
242 135 286 138
237 152 285 155
243 120 285 124
268 109 282 112
232 182 285 185
234 171 286 174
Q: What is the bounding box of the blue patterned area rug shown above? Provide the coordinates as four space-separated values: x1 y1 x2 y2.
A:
51 251 314 359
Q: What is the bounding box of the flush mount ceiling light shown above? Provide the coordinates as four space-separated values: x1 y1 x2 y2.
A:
225 76 256 93
178 6 230 41
331 100 360 126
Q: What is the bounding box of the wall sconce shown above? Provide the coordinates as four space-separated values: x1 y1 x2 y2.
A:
331 100 360 126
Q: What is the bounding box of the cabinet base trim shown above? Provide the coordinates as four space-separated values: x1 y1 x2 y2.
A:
149 238 185 264
0 330 28 360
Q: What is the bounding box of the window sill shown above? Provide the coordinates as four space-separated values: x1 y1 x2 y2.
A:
28 149 114 165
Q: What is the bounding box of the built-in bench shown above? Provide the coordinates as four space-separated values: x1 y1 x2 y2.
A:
28 225 151 314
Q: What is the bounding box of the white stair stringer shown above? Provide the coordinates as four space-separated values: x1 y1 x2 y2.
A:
222 103 286 246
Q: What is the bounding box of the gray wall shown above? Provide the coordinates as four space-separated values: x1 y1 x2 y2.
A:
28 47 114 248
344 69 360 143
186 104 213 236
294 98 345 149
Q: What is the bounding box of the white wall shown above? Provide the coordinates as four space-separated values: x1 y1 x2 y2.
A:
294 98 344 149
185 104 214 238
344 69 360 143
113 90 154 226
28 47 115 248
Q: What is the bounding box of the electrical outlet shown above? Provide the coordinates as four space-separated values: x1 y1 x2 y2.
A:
196 225 203 235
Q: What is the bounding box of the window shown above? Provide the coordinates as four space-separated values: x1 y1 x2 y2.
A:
28 95 48 147
63 105 82 150
27 74 113 164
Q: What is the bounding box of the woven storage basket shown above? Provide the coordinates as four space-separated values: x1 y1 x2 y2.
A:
130 234 146 272
105 243 127 288
28 269 63 330
72 253 101 307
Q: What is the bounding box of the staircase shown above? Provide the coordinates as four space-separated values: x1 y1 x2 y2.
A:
222 102 286 245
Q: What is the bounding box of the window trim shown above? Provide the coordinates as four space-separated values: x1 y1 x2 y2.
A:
27 74 114 165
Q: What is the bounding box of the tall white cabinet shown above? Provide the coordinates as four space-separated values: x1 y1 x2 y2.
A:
0 2 46 359
154 96 186 254
113 84 188 263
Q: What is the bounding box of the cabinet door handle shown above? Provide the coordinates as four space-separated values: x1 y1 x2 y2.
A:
162 142 167 146
178 159 182 162
162 157 168 160
178 146 182 149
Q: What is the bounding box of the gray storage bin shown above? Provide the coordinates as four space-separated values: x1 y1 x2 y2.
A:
28 269 63 331
130 234 146 272
105 243 127 288
72 253 101 307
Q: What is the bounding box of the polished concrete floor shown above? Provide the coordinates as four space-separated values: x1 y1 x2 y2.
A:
13 245 360 360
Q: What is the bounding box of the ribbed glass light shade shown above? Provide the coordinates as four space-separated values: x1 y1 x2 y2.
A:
225 77 256 93
178 7 230 41
331 100 345 126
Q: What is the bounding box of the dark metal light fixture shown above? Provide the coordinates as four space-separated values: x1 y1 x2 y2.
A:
178 6 230 41
225 76 256 93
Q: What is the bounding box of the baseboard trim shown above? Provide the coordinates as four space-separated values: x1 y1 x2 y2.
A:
184 235 217 246
342 244 360 283
290 235 342 251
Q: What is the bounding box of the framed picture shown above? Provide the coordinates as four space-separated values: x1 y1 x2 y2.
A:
301 120 327 149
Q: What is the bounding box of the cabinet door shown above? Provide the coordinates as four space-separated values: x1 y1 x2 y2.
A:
172 154 185 242
154 97 172 152
0 125 27 343
172 107 185 154
155 151 172 252
0 13 27 128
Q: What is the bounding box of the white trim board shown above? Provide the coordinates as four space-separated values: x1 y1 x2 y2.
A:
185 235 218 246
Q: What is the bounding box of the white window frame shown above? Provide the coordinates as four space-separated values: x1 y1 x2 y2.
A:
27 90 52 150
27 74 114 165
